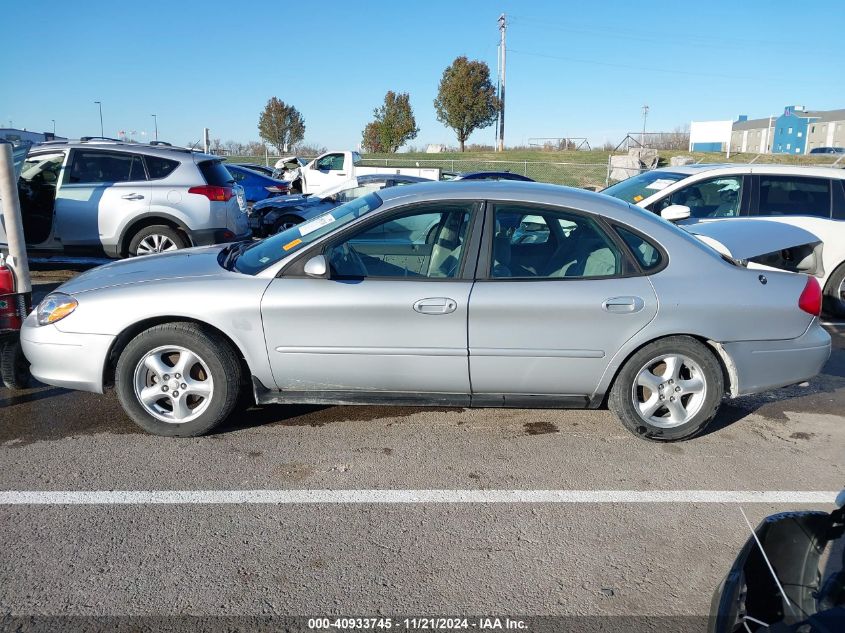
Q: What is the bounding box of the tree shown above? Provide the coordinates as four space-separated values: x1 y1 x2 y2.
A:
360 91 419 153
258 97 305 154
434 57 499 152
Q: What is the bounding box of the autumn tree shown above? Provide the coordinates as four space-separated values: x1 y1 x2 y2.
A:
433 57 499 152
258 97 305 153
361 91 419 153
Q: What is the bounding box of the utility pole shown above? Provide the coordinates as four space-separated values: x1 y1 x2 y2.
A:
94 101 103 137
51 119 55 135
151 114 158 141
641 104 649 147
497 13 506 152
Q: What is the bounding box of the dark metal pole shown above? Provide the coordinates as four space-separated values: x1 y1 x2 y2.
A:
95 101 103 137
497 13 506 152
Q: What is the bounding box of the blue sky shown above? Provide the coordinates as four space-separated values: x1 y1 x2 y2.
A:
3 0 844 151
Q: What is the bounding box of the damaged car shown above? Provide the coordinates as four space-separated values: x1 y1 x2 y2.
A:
248 173 430 237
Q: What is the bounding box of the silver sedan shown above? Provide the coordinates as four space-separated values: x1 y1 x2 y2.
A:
21 181 831 441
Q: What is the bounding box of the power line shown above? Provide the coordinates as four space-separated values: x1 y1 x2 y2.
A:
507 48 818 84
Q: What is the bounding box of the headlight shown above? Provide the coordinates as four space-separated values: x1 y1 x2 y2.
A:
36 293 78 326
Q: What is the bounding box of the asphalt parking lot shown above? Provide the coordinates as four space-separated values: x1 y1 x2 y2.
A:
1 266 843 630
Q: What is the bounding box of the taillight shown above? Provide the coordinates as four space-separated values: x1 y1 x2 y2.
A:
188 185 234 201
798 276 822 316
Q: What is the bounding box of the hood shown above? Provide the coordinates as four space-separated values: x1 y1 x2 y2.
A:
681 218 825 276
253 193 313 212
56 245 229 295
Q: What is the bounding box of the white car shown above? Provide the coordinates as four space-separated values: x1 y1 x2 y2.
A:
602 164 845 316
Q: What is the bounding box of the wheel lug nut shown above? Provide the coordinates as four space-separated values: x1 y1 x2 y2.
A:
162 385 168 392
659 395 664 401
172 390 179 397
181 383 187 389
163 374 170 381
670 396 675 402
175 373 181 379
669 379 674 384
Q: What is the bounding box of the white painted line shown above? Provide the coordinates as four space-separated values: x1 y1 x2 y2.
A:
0 490 837 505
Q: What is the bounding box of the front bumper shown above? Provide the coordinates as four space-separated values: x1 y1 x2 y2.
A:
20 315 115 394
722 322 832 397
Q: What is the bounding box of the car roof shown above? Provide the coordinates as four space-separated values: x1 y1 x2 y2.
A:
30 140 220 162
653 162 845 178
376 179 634 214
356 173 431 184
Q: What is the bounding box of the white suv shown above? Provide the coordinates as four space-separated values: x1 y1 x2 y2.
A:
603 163 845 316
8 139 250 258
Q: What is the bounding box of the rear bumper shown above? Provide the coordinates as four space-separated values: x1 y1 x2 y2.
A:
722 322 831 397
20 316 114 394
190 228 252 246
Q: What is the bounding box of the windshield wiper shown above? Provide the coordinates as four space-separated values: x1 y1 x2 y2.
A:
220 240 251 271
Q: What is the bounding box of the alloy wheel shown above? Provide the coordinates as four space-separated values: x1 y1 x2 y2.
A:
132 345 214 423
631 353 707 428
136 234 179 255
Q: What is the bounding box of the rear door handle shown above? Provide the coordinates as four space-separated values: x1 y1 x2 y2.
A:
413 297 457 315
121 193 144 200
602 296 644 313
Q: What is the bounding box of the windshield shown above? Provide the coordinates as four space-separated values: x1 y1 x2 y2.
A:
602 171 687 204
233 192 383 274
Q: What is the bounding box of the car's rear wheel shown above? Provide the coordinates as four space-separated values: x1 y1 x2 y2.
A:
822 263 845 318
128 225 187 257
115 323 242 436
273 215 303 234
608 336 724 442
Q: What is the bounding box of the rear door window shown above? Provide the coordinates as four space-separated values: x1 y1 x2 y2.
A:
198 160 235 186
757 176 831 218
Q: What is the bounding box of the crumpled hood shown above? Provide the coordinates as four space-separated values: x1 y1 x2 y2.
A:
56 245 229 295
681 218 822 260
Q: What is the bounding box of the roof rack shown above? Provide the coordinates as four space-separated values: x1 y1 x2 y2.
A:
148 140 173 146
79 136 123 143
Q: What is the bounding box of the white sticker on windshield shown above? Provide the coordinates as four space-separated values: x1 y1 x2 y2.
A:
645 179 675 191
298 214 335 237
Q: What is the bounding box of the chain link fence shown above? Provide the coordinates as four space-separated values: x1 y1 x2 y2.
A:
223 153 843 191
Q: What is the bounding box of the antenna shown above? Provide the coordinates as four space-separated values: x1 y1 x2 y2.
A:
738 507 798 617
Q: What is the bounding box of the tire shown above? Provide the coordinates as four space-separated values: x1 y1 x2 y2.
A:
115 323 242 436
273 215 303 234
1 337 30 390
608 336 724 442
128 225 188 257
822 263 845 318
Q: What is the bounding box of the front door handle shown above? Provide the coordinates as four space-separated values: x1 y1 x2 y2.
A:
413 297 457 315
602 296 644 313
121 193 144 200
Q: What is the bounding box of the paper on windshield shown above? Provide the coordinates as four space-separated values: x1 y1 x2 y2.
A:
645 179 675 191
298 214 336 237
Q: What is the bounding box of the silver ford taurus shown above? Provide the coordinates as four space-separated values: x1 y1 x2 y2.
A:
21 181 831 441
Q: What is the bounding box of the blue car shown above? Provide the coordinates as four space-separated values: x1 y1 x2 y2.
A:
225 164 290 205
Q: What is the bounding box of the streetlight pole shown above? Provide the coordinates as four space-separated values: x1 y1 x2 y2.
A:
641 104 649 147
51 119 55 135
497 13 507 152
151 114 158 141
94 101 103 137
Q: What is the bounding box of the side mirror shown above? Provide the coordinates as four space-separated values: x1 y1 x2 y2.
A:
303 254 327 278
660 204 691 222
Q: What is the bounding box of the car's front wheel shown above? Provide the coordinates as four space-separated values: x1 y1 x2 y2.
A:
608 336 724 442
273 215 303 234
115 323 242 436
